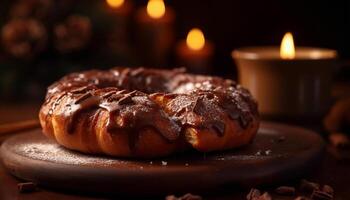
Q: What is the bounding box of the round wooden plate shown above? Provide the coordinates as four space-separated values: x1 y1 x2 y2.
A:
1 122 324 196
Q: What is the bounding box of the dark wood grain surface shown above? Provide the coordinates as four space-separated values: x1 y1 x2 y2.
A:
0 104 349 200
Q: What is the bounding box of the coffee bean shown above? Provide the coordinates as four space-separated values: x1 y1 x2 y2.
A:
275 186 296 196
329 133 349 149
311 190 333 200
322 185 334 196
259 192 272 200
300 179 320 193
246 188 261 200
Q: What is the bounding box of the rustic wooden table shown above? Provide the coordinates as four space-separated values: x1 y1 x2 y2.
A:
0 104 349 200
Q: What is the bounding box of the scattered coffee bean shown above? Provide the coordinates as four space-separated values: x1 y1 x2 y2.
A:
311 190 333 200
17 182 37 193
275 186 296 196
259 192 272 200
165 193 202 200
329 133 349 149
322 185 334 196
166 195 178 200
246 189 272 200
246 188 261 200
180 193 202 200
300 179 320 193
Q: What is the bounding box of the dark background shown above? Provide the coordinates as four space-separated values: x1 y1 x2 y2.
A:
0 0 349 101
170 0 348 72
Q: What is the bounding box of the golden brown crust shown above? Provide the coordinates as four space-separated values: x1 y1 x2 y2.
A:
185 118 259 152
39 67 260 158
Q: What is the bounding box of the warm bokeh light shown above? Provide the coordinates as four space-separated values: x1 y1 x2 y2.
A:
280 32 295 59
106 0 125 8
147 0 166 19
186 28 205 51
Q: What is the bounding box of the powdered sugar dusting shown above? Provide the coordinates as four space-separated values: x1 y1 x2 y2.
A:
16 142 121 166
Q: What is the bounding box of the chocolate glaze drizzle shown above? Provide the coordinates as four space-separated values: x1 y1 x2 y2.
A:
42 67 258 149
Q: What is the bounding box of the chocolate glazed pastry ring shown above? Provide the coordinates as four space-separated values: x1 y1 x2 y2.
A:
39 67 260 158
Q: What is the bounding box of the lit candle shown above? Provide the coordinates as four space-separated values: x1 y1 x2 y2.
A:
147 0 166 19
280 32 295 59
105 0 131 15
187 28 205 51
232 32 338 122
176 28 214 74
136 0 175 67
106 0 125 9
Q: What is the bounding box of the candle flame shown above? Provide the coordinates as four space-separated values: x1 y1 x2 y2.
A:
147 0 166 19
280 32 295 59
186 28 205 51
106 0 125 8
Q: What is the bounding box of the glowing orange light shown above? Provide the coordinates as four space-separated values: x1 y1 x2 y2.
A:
106 0 125 8
186 28 205 51
147 0 166 19
280 32 295 59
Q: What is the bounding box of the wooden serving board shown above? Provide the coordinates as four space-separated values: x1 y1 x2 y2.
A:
0 122 325 196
